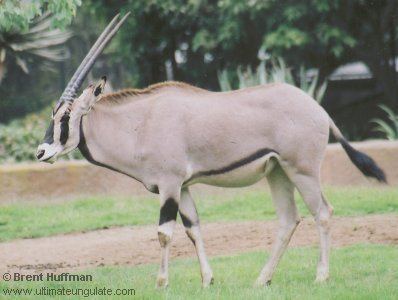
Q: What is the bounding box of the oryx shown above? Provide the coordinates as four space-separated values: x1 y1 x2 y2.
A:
37 13 386 288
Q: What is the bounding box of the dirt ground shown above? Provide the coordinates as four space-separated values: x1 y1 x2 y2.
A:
0 214 397 274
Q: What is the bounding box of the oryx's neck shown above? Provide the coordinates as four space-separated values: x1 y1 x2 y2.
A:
78 102 145 181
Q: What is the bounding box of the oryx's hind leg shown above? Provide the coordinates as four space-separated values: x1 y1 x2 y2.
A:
179 188 213 287
156 182 181 288
281 166 333 282
255 164 300 286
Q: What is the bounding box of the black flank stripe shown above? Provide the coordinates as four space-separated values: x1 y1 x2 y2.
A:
191 148 278 180
159 198 178 225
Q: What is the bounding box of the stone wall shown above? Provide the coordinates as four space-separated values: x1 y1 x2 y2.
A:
0 141 396 203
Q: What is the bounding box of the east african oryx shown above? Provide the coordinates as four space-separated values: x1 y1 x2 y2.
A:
37 13 386 288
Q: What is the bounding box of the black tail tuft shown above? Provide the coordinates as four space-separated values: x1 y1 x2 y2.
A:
339 139 386 183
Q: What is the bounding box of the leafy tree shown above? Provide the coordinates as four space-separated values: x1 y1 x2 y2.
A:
0 0 81 32
261 0 398 107
2 0 398 123
0 0 80 83
83 0 397 105
79 0 274 89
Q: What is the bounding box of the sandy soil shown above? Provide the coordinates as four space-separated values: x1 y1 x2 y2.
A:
0 214 397 274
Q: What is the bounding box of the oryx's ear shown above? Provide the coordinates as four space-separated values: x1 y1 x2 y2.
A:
94 76 107 97
77 76 107 113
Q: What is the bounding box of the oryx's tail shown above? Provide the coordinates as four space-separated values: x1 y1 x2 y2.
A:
329 118 386 183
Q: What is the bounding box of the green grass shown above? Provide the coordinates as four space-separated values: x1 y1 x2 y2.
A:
1 244 397 299
0 186 397 241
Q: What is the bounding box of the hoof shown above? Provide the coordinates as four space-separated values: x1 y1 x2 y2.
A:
315 273 329 283
254 278 271 287
202 274 214 288
156 276 169 289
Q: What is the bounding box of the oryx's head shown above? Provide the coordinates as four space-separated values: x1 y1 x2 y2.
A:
37 13 130 163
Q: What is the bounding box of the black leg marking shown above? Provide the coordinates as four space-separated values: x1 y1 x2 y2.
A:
179 211 193 228
159 198 178 225
186 231 196 245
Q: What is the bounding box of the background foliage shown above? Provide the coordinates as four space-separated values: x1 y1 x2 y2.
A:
0 0 81 32
0 0 81 121
0 0 398 162
0 106 81 163
218 58 327 103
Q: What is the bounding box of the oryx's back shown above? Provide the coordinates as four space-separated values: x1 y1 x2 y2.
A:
103 81 330 187
94 81 331 182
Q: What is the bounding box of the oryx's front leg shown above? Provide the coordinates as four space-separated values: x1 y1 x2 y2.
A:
156 184 181 288
179 188 213 287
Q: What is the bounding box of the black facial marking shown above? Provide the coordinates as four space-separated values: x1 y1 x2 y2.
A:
94 85 102 97
179 212 193 228
59 113 70 145
159 198 178 225
43 120 55 144
53 101 65 116
190 148 278 180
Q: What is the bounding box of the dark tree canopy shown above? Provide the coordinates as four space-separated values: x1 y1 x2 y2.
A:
1 0 397 122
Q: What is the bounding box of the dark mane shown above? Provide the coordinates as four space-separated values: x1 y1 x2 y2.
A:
98 81 204 105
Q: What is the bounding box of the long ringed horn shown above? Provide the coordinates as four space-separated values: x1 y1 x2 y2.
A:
59 13 120 102
70 12 131 98
59 12 130 102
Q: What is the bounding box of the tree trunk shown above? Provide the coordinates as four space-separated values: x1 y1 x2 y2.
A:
357 10 398 108
365 58 397 108
0 62 5 85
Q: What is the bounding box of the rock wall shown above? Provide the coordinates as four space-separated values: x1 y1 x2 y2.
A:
0 141 396 203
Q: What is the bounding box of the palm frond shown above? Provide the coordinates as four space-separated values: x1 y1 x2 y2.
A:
371 119 397 140
0 13 71 82
371 105 398 140
15 56 29 73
